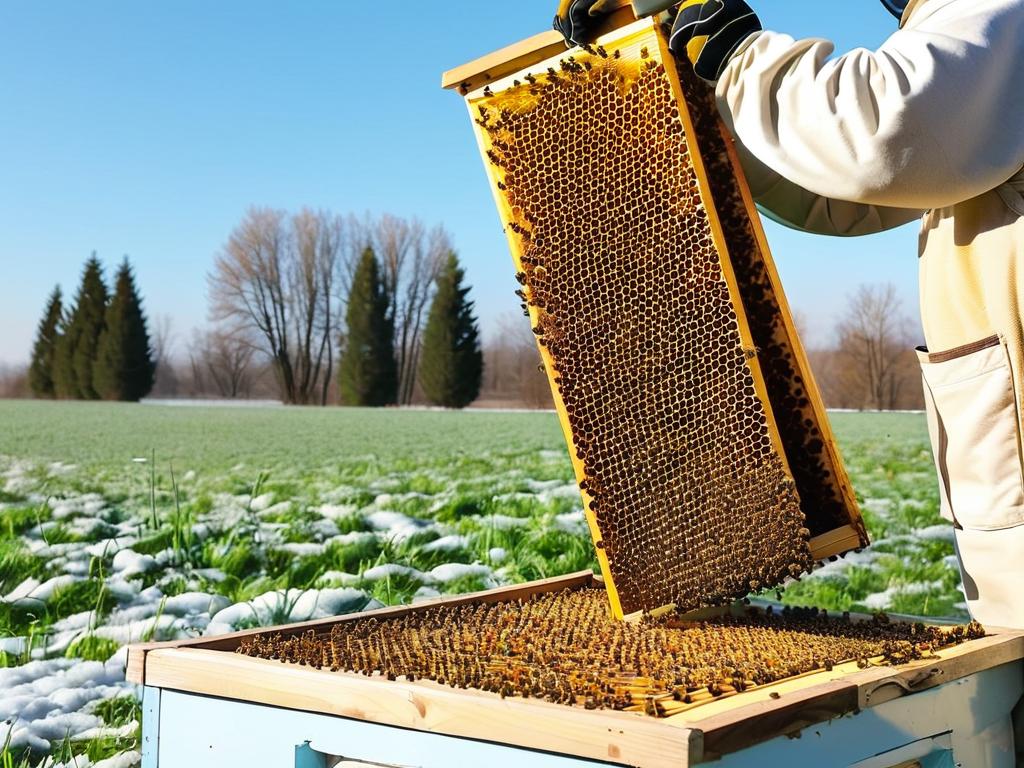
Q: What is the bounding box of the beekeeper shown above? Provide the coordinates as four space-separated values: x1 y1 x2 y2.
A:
555 0 1024 629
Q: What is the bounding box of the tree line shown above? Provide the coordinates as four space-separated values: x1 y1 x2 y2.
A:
24 208 485 409
476 282 927 412
20 238 918 412
29 255 155 401
805 283 924 412
205 207 483 408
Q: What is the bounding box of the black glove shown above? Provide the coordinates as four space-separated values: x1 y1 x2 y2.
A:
668 0 762 82
554 0 616 47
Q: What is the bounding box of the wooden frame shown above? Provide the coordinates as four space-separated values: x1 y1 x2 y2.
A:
443 16 869 618
439 0 676 93
128 572 1024 768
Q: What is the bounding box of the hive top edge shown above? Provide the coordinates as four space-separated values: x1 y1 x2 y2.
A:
442 14 663 94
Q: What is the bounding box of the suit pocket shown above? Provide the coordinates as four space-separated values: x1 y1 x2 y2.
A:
918 334 1024 530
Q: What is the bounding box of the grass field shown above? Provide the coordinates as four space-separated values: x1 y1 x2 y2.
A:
0 401 952 766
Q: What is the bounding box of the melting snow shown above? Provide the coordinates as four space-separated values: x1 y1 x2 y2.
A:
554 511 588 534
0 656 132 754
429 563 493 585
421 535 468 553
362 563 427 582
206 588 370 636
365 510 433 540
111 550 158 577
914 524 955 543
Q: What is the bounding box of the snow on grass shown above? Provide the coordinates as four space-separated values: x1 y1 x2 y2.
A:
1 656 133 754
861 580 946 611
364 510 435 540
429 563 494 585
913 524 955 543
420 535 468 553
0 405 953 764
4 575 82 605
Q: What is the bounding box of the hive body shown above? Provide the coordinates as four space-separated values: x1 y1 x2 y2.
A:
461 19 866 617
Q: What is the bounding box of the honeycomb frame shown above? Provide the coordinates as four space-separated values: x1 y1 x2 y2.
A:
448 18 867 619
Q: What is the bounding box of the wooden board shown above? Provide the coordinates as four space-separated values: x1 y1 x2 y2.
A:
130 574 1024 766
145 647 700 768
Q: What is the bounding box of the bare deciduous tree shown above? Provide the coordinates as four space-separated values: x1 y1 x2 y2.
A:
0 363 29 399
188 328 256 399
150 313 181 396
479 312 553 409
833 283 920 411
291 209 343 406
209 207 342 404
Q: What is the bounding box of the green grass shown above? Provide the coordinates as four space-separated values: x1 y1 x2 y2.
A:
0 400 565 472
0 401 956 765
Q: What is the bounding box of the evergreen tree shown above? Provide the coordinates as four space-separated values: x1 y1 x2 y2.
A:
54 255 109 399
338 247 398 406
28 286 64 398
418 253 483 409
52 320 75 399
93 258 156 401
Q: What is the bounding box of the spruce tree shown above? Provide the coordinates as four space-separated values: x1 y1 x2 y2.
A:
54 255 109 399
61 259 110 403
338 247 398 406
52 324 75 399
28 286 64 398
418 253 483 409
93 258 156 401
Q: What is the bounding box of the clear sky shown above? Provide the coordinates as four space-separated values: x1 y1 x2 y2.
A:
0 1 920 365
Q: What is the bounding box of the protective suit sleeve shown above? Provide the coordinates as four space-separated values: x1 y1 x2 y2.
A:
733 136 924 236
715 0 1024 211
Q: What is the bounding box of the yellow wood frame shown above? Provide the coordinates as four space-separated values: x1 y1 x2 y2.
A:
446 17 868 618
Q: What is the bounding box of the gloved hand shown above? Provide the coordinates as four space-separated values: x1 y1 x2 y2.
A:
668 0 762 82
554 0 616 47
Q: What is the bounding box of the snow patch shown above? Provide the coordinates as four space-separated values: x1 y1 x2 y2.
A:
111 549 158 577
429 563 493 585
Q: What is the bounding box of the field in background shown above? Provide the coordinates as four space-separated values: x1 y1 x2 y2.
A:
0 401 952 765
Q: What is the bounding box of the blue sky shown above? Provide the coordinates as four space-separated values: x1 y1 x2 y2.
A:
0 1 919 365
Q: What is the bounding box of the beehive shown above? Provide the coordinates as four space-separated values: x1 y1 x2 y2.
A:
237 587 984 718
444 17 867 618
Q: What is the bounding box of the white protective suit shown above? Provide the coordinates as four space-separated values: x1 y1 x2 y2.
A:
715 0 1024 628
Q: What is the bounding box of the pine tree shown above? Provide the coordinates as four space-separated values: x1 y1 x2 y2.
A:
93 258 156 401
338 247 398 406
28 286 64 398
418 253 483 409
54 255 109 399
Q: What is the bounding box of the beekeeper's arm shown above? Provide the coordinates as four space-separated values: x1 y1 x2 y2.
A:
731 139 924 236
713 0 1024 234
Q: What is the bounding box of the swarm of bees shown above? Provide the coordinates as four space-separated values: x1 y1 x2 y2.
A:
469 39 817 616
238 589 985 717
